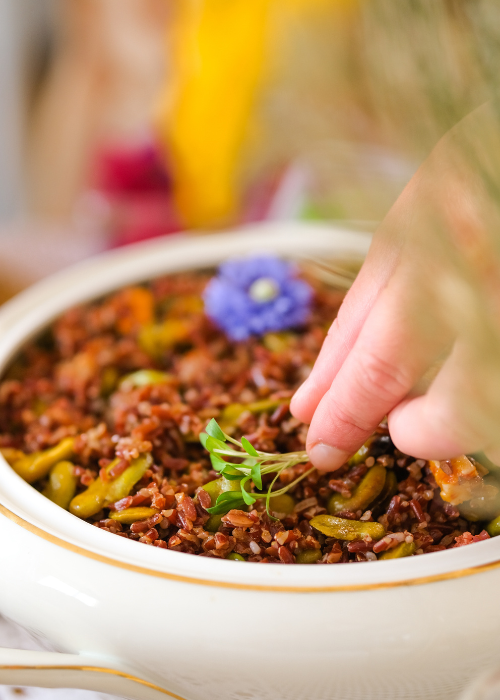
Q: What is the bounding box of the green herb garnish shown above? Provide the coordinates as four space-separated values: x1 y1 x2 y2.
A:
200 418 313 517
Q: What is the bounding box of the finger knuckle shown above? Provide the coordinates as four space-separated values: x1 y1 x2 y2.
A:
356 351 411 405
428 398 482 448
328 313 351 355
324 398 373 442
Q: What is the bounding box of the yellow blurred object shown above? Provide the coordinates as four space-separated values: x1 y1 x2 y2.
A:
138 318 192 359
157 0 349 228
116 287 155 336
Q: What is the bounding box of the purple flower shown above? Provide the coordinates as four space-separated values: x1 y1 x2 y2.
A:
203 255 313 341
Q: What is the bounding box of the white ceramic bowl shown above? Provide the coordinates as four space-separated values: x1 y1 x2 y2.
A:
0 223 499 700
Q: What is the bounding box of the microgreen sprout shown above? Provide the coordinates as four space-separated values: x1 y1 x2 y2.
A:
200 418 313 517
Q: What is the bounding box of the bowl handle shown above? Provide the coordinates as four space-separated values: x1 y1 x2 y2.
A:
0 646 179 700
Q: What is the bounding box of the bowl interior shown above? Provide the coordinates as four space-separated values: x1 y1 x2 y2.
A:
0 221 498 590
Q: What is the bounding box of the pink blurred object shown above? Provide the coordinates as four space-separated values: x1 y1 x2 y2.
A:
92 141 182 247
244 163 309 224
96 143 170 195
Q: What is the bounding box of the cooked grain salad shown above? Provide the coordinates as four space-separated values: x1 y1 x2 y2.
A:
0 257 498 563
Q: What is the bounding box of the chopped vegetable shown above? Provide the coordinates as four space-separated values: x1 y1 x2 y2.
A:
42 460 78 510
219 398 288 430
199 418 311 517
110 507 159 524
328 465 386 515
119 369 174 389
486 514 500 537
70 454 152 519
116 287 154 335
429 455 488 505
295 549 322 564
138 319 191 358
310 514 386 541
348 437 376 466
3 437 75 484
379 541 416 559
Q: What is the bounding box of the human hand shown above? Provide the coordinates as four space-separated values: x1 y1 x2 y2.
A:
291 105 500 471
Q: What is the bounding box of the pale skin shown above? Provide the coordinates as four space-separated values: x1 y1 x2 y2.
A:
291 104 500 472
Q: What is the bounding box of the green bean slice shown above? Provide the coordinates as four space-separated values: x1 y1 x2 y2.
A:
328 466 386 516
227 552 245 561
110 507 158 524
104 454 152 506
310 514 386 541
69 473 109 519
70 453 152 519
43 460 78 510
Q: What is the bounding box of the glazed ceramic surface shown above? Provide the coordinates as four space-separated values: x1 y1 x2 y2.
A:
0 223 499 700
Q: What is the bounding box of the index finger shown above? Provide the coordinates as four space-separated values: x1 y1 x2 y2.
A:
306 272 449 471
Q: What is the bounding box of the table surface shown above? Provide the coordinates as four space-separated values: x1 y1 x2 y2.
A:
0 615 122 700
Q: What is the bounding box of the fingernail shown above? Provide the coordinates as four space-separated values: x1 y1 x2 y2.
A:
308 443 350 473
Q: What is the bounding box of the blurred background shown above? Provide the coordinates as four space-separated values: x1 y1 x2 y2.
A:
0 0 497 296
1 1 500 698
